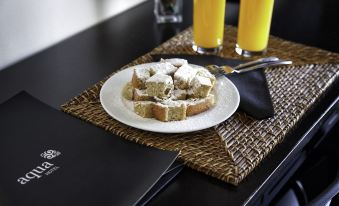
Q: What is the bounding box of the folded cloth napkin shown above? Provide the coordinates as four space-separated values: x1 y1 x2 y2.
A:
151 54 274 120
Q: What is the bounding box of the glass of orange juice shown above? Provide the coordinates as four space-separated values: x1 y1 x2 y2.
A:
235 0 275 57
193 0 226 54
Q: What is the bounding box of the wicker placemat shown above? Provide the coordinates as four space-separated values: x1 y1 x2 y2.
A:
61 26 339 185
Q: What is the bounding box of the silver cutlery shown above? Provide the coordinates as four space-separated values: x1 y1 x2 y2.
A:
233 56 280 70
206 57 292 77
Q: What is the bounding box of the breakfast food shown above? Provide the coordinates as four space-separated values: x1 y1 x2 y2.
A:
150 62 177 75
186 94 215 116
145 73 173 98
188 76 213 98
171 89 187 100
133 89 153 101
160 58 188 67
153 100 187 121
122 82 134 100
132 67 150 89
174 64 198 89
134 101 154 118
122 58 217 122
196 67 216 86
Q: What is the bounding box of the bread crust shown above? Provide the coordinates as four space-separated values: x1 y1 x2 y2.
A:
133 89 153 101
152 103 169 121
132 71 143 88
122 82 134 100
134 101 154 118
132 68 151 89
186 95 215 116
152 102 187 122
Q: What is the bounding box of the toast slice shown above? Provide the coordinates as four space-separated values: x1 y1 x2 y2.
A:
160 58 188 67
132 67 151 89
188 76 213 98
133 89 154 101
196 67 216 86
122 82 134 100
186 94 215 116
152 100 187 122
171 89 187 100
149 62 177 75
174 64 197 89
134 101 154 118
146 73 173 98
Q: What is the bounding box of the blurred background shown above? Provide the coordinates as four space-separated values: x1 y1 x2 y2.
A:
0 0 338 70
0 0 146 70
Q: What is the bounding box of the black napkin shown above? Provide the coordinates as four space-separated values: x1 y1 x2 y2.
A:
151 54 274 119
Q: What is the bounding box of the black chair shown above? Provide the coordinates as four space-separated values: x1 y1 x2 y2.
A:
272 109 339 206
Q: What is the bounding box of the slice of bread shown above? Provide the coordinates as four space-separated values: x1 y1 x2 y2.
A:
133 89 153 101
186 94 215 116
153 100 187 122
171 89 187 100
174 64 198 89
168 103 187 121
146 73 173 98
160 58 188 67
188 76 213 98
149 62 177 75
122 82 134 100
152 103 169 121
132 67 151 89
196 67 216 86
134 101 154 118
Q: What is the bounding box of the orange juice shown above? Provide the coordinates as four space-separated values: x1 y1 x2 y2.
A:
237 0 274 52
193 0 226 50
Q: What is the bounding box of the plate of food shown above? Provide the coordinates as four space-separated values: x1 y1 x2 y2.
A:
100 58 240 133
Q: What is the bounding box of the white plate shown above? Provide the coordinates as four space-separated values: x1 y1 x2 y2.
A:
100 63 240 133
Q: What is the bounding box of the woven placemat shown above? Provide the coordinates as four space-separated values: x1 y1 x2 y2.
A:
61 26 339 185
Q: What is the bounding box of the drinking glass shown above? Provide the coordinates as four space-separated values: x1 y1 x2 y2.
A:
154 0 183 23
192 0 226 54
235 0 275 57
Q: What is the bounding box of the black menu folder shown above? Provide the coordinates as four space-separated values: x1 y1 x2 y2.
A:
0 92 182 206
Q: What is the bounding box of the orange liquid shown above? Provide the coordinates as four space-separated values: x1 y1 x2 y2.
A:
237 0 274 51
193 0 226 48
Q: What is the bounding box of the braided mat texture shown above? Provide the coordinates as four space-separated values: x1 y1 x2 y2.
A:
61 26 339 185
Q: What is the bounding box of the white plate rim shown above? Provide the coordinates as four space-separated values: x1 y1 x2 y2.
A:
99 63 240 133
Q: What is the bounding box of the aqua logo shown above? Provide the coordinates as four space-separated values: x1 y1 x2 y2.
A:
17 150 61 185
40 150 61 159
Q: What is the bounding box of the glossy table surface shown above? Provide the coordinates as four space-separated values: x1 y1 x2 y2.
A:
0 0 338 205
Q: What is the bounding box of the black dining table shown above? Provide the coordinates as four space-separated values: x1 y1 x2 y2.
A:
0 0 338 205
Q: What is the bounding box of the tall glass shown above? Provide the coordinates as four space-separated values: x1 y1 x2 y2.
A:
193 0 226 54
235 0 274 57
